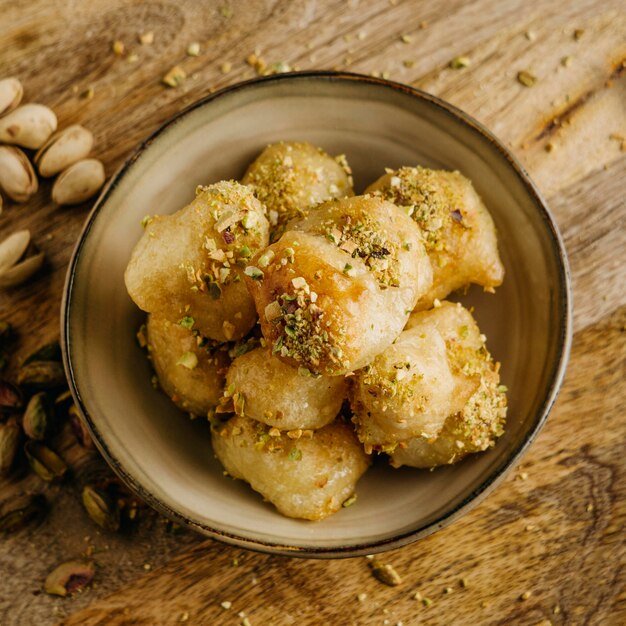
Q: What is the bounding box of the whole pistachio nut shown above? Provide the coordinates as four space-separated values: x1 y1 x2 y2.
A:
24 441 67 481
0 103 57 149
69 405 93 448
0 250 45 289
82 484 120 531
17 360 65 387
0 230 30 272
35 124 94 177
0 379 22 412
0 77 23 117
23 392 52 440
52 158 105 205
23 340 61 365
44 559 95 597
0 493 47 533
0 417 21 475
0 146 38 202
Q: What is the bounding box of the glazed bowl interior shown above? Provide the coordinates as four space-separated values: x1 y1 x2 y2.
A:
63 72 570 557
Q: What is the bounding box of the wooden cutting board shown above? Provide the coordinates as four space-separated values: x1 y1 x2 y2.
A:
1 1 624 624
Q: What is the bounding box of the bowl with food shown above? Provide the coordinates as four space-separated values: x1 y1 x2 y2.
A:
62 71 571 557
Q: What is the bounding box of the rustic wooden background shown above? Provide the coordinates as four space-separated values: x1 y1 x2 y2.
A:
1 0 625 624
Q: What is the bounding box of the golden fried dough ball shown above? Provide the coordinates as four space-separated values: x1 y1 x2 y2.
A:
125 181 269 342
242 141 354 240
147 314 230 417
224 347 347 431
366 167 504 310
390 301 507 468
349 324 466 452
244 196 432 376
212 416 370 520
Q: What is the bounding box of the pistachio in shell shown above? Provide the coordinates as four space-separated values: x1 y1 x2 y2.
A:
0 103 57 149
0 493 47 533
17 360 65 387
52 158 105 205
35 124 94 177
69 405 93 449
0 146 38 202
23 340 62 365
369 560 403 586
0 379 22 412
0 77 23 117
0 250 45 289
24 441 67 481
0 230 31 272
81 485 120 531
44 559 95 597
0 417 21 475
23 392 52 440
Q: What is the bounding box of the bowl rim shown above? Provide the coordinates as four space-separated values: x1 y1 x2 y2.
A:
61 70 573 559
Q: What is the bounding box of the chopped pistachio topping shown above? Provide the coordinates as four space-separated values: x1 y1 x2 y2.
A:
244 266 263 280
178 316 195 330
176 351 198 369
450 55 471 69
288 447 302 461
162 65 186 87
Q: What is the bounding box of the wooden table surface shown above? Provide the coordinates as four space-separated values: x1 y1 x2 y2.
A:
1 1 625 624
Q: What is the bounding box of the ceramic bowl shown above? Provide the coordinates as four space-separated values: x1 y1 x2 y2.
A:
62 71 571 558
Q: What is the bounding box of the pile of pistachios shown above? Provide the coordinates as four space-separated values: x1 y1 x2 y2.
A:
0 76 105 210
0 323 161 596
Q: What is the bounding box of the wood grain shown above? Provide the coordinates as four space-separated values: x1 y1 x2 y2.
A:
0 1 624 625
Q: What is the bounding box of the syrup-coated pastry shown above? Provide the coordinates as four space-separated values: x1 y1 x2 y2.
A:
147 314 230 417
390 301 507 467
125 181 269 342
366 167 504 310
224 346 347 431
242 141 354 240
244 195 432 375
212 415 370 520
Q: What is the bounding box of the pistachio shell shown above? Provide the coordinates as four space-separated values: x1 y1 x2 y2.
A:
82 485 120 531
0 103 57 149
0 379 22 412
17 359 65 387
0 147 38 202
0 493 47 533
34 125 94 177
23 392 52 440
0 250 45 289
52 158 105 205
0 417 21 475
44 559 95 597
0 78 23 117
69 405 94 448
0 230 30 272
24 441 67 481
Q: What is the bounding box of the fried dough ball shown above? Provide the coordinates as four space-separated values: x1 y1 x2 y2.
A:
242 141 354 240
212 416 370 520
366 167 504 310
224 347 347 431
125 181 269 342
244 196 432 376
390 301 507 468
147 314 230 417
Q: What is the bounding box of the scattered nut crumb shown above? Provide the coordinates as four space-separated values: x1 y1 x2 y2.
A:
400 34 412 43
525 30 536 41
573 28 584 40
220 62 232 74
517 70 537 87
561 55 573 67
112 40 125 56
357 592 367 602
127 53 139 63
520 591 532 601
444 587 453 594
586 502 594 512
143 563 152 571
545 142 555 153
82 86 95 100
403 60 415 68
369 560 402 586
179 612 189 623
162 65 187 88
220 6 233 18
139 32 154 45
187 42 201 57
221 601 232 609
450 56 471 69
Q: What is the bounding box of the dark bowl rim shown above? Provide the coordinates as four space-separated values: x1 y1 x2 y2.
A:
61 70 573 559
